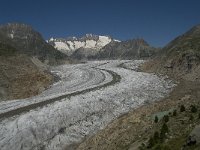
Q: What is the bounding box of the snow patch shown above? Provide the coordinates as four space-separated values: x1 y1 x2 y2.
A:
96 36 112 48
74 41 85 49
54 41 70 50
114 39 121 42
85 40 97 48
49 37 54 42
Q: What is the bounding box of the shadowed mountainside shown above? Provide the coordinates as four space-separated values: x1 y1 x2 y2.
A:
96 38 159 60
0 23 71 65
142 24 200 81
0 42 53 100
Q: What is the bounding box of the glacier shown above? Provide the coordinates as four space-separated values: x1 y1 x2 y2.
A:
0 60 175 150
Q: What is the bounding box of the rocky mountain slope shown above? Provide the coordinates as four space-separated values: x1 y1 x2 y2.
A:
96 38 158 59
0 42 53 100
143 24 200 81
76 24 200 150
0 23 72 100
0 23 70 65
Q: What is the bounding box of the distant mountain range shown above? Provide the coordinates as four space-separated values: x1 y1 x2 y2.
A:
47 34 119 56
47 34 157 60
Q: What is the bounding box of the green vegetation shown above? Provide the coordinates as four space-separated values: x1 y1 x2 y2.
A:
153 131 160 143
0 43 17 56
148 136 155 148
147 123 169 148
152 109 174 122
180 105 186 112
163 115 169 123
190 105 197 113
173 110 177 116
189 114 194 121
155 116 159 123
143 103 200 150
160 123 169 142
153 144 162 150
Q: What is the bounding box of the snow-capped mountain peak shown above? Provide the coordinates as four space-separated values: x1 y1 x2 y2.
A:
47 34 119 56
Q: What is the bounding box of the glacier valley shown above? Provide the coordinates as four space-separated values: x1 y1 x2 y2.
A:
0 60 175 150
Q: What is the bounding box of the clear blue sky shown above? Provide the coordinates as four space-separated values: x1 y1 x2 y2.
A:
0 0 200 47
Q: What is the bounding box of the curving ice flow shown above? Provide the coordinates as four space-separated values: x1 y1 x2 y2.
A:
0 62 112 114
0 60 175 150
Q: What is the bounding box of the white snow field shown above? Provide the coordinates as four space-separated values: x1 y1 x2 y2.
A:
0 60 175 150
48 35 115 56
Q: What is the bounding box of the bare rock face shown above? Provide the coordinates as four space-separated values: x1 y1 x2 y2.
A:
0 23 69 65
191 126 200 144
0 51 53 101
0 23 75 100
96 39 158 60
143 25 200 81
185 124 200 147
0 25 57 101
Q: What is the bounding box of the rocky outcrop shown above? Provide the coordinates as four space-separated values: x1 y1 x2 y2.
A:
0 23 71 100
0 23 64 101
184 124 200 148
0 43 53 100
0 23 70 65
142 25 200 81
96 39 158 59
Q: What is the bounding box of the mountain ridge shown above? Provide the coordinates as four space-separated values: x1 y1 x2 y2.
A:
48 34 158 60
0 23 66 100
96 38 158 59
47 34 117 56
0 42 53 100
142 24 200 81
0 23 70 65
